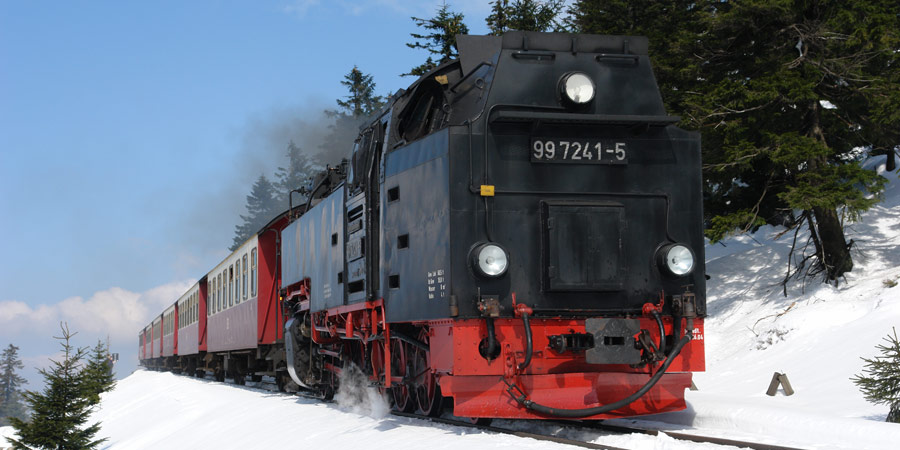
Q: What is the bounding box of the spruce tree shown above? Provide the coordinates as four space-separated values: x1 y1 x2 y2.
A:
80 340 115 406
231 174 280 250
486 0 564 34
0 344 28 426
318 66 387 164
852 328 900 423
405 2 469 77
568 0 898 283
276 141 317 207
335 66 386 118
9 324 105 450
685 0 894 282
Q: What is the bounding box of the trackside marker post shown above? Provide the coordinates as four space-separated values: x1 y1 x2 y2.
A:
766 372 794 396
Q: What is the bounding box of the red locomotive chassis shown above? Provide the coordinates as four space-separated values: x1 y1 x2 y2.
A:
431 318 704 419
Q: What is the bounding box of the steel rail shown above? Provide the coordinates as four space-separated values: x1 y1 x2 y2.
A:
390 411 628 450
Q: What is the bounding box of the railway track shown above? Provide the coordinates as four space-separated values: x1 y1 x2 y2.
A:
392 411 807 450
236 377 806 450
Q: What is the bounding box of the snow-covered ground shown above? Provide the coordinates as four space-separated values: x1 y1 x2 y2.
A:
2 157 898 449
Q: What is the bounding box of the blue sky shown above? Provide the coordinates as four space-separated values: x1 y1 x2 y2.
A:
0 0 504 386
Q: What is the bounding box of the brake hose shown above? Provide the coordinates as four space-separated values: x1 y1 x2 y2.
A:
517 312 532 371
507 318 694 418
651 310 666 360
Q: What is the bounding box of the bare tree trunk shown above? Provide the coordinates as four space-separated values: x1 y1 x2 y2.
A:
811 206 853 280
805 100 854 281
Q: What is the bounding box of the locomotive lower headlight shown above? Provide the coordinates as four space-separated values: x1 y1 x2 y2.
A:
472 243 509 278
657 243 695 277
561 72 595 105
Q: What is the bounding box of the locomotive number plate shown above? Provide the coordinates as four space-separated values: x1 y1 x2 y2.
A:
530 139 627 164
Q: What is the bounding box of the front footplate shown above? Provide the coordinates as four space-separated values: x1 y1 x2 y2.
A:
439 372 692 419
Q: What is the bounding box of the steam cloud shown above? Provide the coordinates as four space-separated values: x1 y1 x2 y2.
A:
334 363 390 419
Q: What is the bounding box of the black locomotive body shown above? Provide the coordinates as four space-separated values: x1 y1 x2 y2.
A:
279 31 707 420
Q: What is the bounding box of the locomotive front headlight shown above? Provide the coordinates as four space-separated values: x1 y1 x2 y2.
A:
560 72 595 105
471 243 509 278
657 243 695 277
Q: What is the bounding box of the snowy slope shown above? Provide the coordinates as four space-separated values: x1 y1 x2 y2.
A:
620 155 900 448
2 157 898 450
2 370 720 450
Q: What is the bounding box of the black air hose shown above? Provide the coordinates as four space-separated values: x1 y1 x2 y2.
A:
651 310 666 358
485 317 497 360
517 312 533 371
509 319 694 418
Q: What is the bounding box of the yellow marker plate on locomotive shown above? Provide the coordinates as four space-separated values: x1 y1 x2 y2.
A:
480 185 495 196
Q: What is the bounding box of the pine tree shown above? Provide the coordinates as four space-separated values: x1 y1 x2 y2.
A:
276 141 317 207
852 328 900 423
231 174 280 250
318 66 387 165
0 344 28 426
486 0 564 34
9 324 105 450
685 0 894 282
568 0 897 283
335 66 386 118
80 340 115 406
405 2 470 77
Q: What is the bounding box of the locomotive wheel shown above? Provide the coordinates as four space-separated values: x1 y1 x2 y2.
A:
413 329 442 417
390 339 415 412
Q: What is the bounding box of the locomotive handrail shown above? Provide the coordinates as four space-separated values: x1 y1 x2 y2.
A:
489 110 679 126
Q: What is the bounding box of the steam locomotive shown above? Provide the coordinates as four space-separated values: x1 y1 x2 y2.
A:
140 31 706 421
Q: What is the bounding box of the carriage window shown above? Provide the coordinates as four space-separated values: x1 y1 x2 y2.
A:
235 260 241 304
216 273 221 310
251 248 258 297
242 254 248 299
229 265 234 307
207 283 212 316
